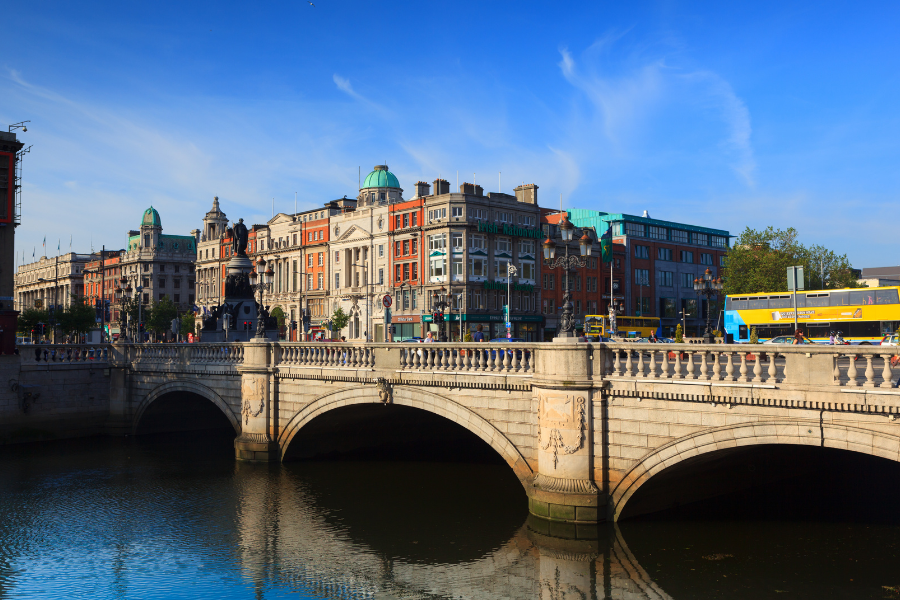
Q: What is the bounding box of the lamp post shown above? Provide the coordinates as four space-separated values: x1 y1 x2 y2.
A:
506 263 517 339
693 268 724 343
249 257 274 339
542 215 592 339
116 276 129 342
432 285 450 342
133 285 144 342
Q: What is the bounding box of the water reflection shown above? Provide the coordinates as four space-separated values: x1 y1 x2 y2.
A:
1 434 899 599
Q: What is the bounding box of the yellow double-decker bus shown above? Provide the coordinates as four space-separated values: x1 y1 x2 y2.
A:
584 315 661 339
724 286 900 344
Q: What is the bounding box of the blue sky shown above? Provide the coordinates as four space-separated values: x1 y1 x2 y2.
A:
3 1 899 267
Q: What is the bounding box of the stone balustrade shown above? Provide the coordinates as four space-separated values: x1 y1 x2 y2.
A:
20 344 109 365
397 342 536 374
276 343 376 369
16 341 900 391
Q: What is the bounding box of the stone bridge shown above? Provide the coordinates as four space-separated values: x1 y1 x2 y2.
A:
8 339 900 525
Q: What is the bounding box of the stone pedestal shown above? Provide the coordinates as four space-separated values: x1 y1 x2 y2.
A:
202 255 277 343
529 340 603 524
234 339 278 462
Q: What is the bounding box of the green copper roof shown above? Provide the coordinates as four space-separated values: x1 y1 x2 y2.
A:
362 165 400 189
142 206 162 228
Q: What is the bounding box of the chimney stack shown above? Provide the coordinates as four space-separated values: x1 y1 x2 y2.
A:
414 181 431 198
433 178 450 195
514 183 539 205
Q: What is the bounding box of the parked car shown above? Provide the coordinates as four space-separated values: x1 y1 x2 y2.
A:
764 335 812 344
880 334 899 347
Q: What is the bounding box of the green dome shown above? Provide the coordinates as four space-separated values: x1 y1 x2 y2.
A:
362 165 400 189
142 206 161 228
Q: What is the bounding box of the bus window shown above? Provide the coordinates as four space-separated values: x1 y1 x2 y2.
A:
730 299 749 310
739 325 748 340
768 296 792 309
876 290 899 305
806 294 829 307
748 298 768 310
849 290 874 305
847 321 881 338
882 321 900 334
830 291 848 306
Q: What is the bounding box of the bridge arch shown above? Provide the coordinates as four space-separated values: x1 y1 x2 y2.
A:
133 380 241 435
278 385 534 485
611 420 900 521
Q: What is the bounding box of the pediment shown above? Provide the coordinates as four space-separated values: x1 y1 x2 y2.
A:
268 213 295 226
336 225 372 242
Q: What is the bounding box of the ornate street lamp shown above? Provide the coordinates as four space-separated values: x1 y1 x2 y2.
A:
542 214 592 338
432 285 450 341
249 257 274 339
693 268 724 343
116 276 130 341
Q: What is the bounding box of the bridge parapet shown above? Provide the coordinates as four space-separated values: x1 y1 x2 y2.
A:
19 344 110 368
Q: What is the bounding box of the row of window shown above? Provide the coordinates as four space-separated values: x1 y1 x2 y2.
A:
426 256 537 280
620 222 727 248
633 244 722 266
424 207 536 226
427 234 537 255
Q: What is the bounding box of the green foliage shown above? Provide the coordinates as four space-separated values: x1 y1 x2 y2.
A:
17 307 49 335
270 306 286 329
674 324 683 343
330 307 350 332
750 326 759 344
179 313 195 337
464 329 473 342
57 296 98 337
147 296 178 334
723 226 860 296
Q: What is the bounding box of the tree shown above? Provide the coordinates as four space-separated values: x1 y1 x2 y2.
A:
147 296 178 335
750 326 759 344
270 306 286 330
331 307 350 333
179 313 196 338
723 226 860 296
57 296 98 338
674 323 684 343
17 307 49 337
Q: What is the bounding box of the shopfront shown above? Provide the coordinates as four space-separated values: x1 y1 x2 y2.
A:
422 313 544 341
391 314 422 341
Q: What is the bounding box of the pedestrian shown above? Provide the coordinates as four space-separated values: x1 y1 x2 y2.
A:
473 324 485 342
424 331 435 343
829 331 835 345
793 329 804 344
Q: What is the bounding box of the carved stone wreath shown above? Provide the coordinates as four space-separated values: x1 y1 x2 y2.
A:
242 398 264 425
539 395 586 469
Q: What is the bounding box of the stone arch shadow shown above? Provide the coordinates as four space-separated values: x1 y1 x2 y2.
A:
132 380 241 435
278 384 534 486
610 419 900 521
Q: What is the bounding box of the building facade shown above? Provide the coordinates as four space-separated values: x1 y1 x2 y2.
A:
120 207 197 313
15 252 94 313
417 181 545 341
566 210 730 337
1 130 25 352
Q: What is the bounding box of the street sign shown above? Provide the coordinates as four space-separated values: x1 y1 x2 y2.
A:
787 266 805 291
505 322 511 328
382 294 393 308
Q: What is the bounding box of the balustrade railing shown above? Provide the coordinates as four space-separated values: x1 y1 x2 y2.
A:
601 342 785 384
831 347 899 389
397 342 536 375
129 343 244 365
18 341 897 389
276 343 375 369
21 344 110 364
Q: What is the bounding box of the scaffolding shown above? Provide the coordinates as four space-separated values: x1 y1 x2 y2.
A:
13 145 30 226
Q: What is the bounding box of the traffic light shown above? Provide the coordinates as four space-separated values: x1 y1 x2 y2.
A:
433 311 444 324
104 300 111 322
243 321 251 331
290 320 297 331
302 314 311 332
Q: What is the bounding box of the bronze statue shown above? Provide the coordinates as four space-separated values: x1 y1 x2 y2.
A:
232 218 249 257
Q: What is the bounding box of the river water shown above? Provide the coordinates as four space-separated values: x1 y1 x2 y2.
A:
1 432 900 600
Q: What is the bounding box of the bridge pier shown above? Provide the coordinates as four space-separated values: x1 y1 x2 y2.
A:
528 339 604 527
234 339 279 462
